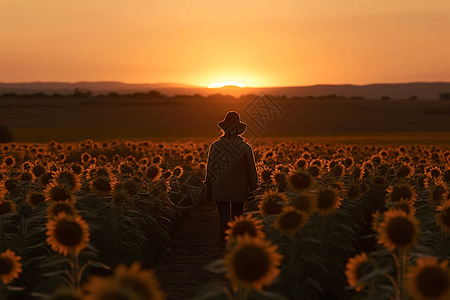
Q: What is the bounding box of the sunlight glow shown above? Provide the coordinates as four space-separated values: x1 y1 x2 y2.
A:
208 81 245 88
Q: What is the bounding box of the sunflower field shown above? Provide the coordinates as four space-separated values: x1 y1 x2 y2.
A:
1 139 450 300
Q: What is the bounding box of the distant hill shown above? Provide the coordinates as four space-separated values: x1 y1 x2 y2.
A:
0 81 449 99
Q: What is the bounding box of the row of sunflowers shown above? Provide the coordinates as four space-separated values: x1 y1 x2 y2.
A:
1 139 450 300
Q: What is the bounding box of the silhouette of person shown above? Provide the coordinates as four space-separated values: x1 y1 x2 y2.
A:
202 111 258 247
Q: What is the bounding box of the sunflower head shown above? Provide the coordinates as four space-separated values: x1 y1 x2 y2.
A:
289 192 317 215
90 176 116 195
386 182 418 204
428 182 449 205
407 258 450 300
45 182 75 203
224 234 283 292
258 190 288 217
257 166 273 183
225 214 265 242
286 169 315 193
436 201 450 234
316 187 343 216
345 252 375 292
274 206 309 235
0 249 22 284
52 167 81 192
395 162 414 179
377 209 420 252
347 183 362 201
144 165 162 182
46 212 90 256
26 190 46 208
0 199 17 215
172 166 184 178
389 199 416 216
47 201 78 219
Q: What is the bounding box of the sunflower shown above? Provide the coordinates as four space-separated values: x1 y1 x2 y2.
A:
396 162 414 179
345 252 375 292
294 157 308 169
52 168 81 192
428 182 449 205
428 167 442 178
224 234 283 292
225 214 265 242
386 182 418 204
307 165 322 178
436 201 450 234
372 175 388 188
271 169 286 186
286 169 315 193
26 190 46 208
80 152 91 165
0 249 22 284
289 192 317 215
0 199 17 215
258 190 288 217
377 209 420 252
328 181 346 197
389 199 416 216
351 165 365 181
47 201 78 219
406 258 450 300
315 187 343 216
31 161 47 178
152 155 163 165
86 164 113 180
45 182 75 203
347 183 362 201
172 166 184 179
46 212 90 256
144 165 162 183
330 161 345 177
84 261 164 300
371 210 382 232
274 206 309 235
2 156 16 168
257 166 273 183
90 176 116 195
443 169 450 185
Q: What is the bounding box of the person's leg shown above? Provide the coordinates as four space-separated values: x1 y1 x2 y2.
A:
231 201 245 219
215 201 231 246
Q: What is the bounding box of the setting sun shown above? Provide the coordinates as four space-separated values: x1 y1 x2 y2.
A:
208 81 245 88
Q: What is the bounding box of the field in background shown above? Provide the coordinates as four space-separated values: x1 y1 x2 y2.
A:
8 128 450 146
2 96 450 145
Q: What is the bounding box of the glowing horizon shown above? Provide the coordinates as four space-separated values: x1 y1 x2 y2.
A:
208 81 245 88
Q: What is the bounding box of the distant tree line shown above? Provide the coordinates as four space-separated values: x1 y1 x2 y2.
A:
0 89 165 99
4 89 448 100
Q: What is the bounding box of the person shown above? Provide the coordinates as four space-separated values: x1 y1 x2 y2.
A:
202 111 258 247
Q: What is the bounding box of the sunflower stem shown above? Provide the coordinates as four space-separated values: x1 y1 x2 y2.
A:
399 250 407 300
71 252 80 291
390 251 401 300
0 281 5 300
384 273 400 300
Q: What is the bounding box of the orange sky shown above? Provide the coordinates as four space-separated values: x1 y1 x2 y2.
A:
1 0 449 87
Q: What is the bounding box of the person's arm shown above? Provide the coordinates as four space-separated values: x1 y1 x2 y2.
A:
203 144 214 203
245 145 258 194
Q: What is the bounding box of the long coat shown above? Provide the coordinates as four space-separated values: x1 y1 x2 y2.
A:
203 136 258 202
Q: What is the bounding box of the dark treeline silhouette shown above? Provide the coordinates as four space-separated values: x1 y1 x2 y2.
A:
0 88 369 101
3 89 445 101
0 89 165 99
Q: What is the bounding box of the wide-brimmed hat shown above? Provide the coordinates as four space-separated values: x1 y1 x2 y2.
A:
217 111 246 134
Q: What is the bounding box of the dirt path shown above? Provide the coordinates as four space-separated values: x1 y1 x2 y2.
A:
154 202 229 300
